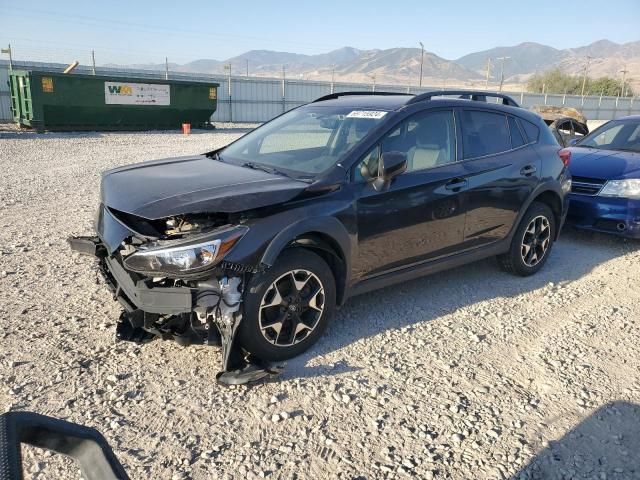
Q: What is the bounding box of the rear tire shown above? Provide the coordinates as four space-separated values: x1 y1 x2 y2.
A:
498 202 556 277
238 249 336 361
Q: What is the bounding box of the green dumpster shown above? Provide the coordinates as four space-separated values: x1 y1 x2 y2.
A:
8 70 219 132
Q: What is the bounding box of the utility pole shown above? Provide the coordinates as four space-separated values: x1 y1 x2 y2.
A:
246 59 249 78
484 57 492 90
580 55 592 97
497 56 510 92
91 50 96 75
224 63 232 122
330 64 335 94
1 44 13 70
419 42 424 87
165 57 169 80
369 74 376 92
619 66 629 98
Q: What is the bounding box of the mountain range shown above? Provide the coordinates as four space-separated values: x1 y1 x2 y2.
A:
107 39 640 90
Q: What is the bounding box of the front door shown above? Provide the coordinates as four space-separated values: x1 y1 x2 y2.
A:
353 109 468 280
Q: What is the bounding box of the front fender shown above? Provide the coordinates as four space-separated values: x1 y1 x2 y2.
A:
223 201 354 272
260 215 352 267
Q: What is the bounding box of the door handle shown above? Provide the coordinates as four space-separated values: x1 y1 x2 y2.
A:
520 165 537 176
445 178 468 191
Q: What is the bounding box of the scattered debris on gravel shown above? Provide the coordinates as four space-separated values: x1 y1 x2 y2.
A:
1 126 639 479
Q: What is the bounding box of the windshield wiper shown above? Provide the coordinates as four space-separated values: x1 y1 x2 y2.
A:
242 162 289 177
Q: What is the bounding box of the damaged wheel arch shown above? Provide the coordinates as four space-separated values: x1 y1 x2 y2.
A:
258 216 352 305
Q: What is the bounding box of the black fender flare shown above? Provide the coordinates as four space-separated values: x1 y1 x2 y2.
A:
508 182 566 242
260 216 353 304
261 215 352 267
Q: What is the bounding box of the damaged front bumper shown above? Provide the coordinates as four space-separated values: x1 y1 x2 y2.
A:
68 234 281 385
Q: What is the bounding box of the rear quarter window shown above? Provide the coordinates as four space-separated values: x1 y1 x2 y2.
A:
520 119 540 143
460 110 510 159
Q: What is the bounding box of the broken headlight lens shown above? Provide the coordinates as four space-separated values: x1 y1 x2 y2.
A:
123 226 248 276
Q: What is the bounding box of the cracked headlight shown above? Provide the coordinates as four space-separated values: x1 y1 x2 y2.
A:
123 226 248 276
599 179 640 199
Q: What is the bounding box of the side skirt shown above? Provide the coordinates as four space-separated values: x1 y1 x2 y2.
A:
347 239 509 299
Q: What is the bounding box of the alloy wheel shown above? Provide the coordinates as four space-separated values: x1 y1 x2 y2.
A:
521 215 551 267
258 269 325 347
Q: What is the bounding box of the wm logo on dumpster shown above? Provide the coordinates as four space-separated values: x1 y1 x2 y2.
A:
107 85 133 95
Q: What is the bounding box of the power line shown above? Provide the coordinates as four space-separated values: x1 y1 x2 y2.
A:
3 7 349 54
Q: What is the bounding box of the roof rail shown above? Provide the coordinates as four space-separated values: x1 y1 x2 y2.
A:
312 91 411 103
406 90 520 107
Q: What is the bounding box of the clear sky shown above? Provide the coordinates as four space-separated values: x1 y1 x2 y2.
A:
1 0 639 65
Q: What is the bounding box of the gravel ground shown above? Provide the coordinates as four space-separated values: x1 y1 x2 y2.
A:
1 126 640 480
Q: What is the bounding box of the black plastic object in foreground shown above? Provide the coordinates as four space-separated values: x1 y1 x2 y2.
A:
0 412 129 480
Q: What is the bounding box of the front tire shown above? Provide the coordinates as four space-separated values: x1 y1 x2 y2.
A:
498 202 556 276
238 249 336 361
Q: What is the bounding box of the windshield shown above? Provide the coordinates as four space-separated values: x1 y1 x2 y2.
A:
577 119 640 152
220 105 390 175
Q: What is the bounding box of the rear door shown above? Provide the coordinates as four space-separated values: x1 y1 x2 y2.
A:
458 109 541 248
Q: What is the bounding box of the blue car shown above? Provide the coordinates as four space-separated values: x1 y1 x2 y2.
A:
567 115 640 238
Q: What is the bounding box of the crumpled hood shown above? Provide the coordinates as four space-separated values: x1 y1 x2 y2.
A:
568 147 640 180
101 155 308 219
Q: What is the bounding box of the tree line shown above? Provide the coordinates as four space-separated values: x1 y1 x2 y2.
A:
527 69 634 97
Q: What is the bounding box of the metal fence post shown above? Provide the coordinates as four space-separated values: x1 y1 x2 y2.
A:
282 66 286 113
229 78 233 123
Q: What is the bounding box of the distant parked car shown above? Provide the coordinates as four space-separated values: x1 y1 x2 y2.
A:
531 106 589 147
566 115 640 238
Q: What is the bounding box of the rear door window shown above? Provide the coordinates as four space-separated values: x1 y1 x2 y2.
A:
460 110 510 159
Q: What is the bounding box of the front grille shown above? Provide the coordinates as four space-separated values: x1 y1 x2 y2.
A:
571 176 606 196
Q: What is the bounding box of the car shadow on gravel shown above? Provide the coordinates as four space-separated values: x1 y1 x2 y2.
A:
511 401 640 479
282 229 640 380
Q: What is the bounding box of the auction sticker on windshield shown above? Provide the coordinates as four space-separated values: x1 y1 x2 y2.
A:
346 110 388 119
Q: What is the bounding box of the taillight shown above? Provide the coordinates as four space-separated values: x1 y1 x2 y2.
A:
558 148 571 167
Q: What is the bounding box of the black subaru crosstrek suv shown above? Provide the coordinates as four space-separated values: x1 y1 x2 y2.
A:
70 90 571 383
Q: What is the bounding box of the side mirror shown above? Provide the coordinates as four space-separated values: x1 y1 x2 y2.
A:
372 151 407 191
